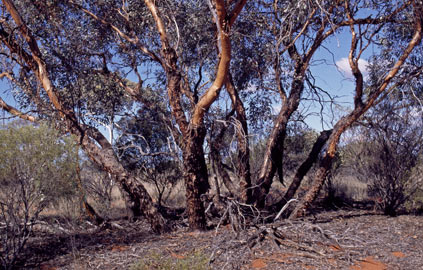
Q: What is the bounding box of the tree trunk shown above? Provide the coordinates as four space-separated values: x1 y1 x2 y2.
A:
289 112 367 219
274 129 332 210
226 74 252 203
183 126 210 230
76 163 105 225
252 79 303 208
80 132 166 233
288 5 423 217
288 154 335 219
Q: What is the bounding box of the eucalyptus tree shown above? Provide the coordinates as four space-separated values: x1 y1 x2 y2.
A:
290 0 423 218
0 0 248 231
251 0 349 208
1 0 423 232
238 0 423 215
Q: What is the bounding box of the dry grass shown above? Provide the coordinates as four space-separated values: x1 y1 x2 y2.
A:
330 175 368 201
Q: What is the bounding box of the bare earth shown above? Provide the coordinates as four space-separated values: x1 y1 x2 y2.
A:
19 210 423 270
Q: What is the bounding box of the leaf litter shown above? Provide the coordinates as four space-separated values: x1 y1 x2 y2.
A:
15 209 423 269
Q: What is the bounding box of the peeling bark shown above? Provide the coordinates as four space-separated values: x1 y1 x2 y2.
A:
182 127 210 230
80 134 166 233
144 0 246 230
252 3 343 208
253 78 304 208
226 74 251 203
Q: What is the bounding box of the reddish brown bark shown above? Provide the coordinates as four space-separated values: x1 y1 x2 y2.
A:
144 0 246 230
182 127 210 230
252 5 340 208
0 96 36 122
253 74 305 209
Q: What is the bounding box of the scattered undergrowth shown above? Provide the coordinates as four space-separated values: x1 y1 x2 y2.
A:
131 250 210 270
9 209 423 270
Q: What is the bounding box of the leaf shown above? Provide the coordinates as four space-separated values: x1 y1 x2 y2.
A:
111 245 129 252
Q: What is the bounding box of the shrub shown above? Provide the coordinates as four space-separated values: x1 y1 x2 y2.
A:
0 122 79 269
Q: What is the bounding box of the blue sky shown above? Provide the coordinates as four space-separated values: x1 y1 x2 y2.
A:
277 28 372 131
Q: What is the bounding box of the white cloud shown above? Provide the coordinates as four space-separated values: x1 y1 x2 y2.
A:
336 57 369 79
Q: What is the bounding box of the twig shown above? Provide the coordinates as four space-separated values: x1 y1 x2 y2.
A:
274 199 298 221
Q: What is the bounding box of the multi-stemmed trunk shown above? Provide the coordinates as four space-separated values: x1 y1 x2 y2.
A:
271 129 332 212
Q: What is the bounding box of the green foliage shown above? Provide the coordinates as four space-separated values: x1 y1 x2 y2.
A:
407 188 423 214
341 99 423 216
249 125 318 182
283 126 318 173
131 250 210 270
0 122 79 269
0 122 79 205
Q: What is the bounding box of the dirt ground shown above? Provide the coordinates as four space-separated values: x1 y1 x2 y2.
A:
16 209 423 270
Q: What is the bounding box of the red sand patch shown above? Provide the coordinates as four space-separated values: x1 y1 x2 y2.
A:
110 245 129 252
392 251 406 258
350 256 387 270
251 258 267 268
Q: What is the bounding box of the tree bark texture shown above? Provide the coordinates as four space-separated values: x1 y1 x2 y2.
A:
80 132 166 233
1 0 167 233
289 117 354 219
253 78 304 208
289 1 423 219
271 129 332 211
182 127 210 230
281 130 332 204
226 74 252 203
144 0 246 230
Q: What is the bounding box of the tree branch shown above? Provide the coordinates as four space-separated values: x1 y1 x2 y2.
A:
192 0 236 127
0 97 36 122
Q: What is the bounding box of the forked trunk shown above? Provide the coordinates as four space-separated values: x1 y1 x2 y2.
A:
289 112 375 219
